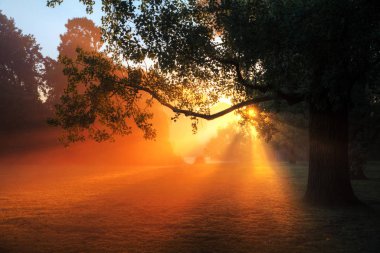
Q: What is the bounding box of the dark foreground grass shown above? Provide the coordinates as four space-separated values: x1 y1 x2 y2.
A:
0 161 379 253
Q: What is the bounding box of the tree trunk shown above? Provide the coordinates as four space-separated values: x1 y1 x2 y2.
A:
305 103 360 206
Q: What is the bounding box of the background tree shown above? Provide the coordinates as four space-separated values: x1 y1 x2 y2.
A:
47 0 380 206
0 11 50 133
46 17 103 105
349 85 380 179
204 123 253 162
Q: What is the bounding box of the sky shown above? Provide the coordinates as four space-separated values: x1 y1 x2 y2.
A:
0 0 102 59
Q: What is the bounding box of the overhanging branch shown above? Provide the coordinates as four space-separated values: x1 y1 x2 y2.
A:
169 96 276 120
120 79 276 120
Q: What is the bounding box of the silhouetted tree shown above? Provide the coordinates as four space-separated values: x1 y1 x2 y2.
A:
0 12 50 133
47 0 380 206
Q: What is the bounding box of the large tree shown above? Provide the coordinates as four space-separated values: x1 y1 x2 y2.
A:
47 0 380 206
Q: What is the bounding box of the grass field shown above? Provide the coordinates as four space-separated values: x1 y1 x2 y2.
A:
0 161 379 253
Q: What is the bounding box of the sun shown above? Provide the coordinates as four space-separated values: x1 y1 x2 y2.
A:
247 108 256 118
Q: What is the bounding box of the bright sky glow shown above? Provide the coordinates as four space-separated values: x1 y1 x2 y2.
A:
165 100 244 158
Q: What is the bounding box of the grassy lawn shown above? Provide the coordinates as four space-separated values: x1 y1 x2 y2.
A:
0 161 379 253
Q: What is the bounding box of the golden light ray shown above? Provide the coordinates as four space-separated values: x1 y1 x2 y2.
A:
235 129 301 227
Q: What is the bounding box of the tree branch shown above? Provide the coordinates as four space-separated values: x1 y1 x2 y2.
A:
120 79 276 120
276 89 305 105
212 56 269 93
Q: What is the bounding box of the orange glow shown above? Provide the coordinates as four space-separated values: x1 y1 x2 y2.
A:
165 99 242 158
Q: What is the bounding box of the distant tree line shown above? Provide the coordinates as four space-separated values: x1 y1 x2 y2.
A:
0 12 103 151
0 12 179 166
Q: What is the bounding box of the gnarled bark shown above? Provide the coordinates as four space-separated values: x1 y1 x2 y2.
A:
305 103 360 206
